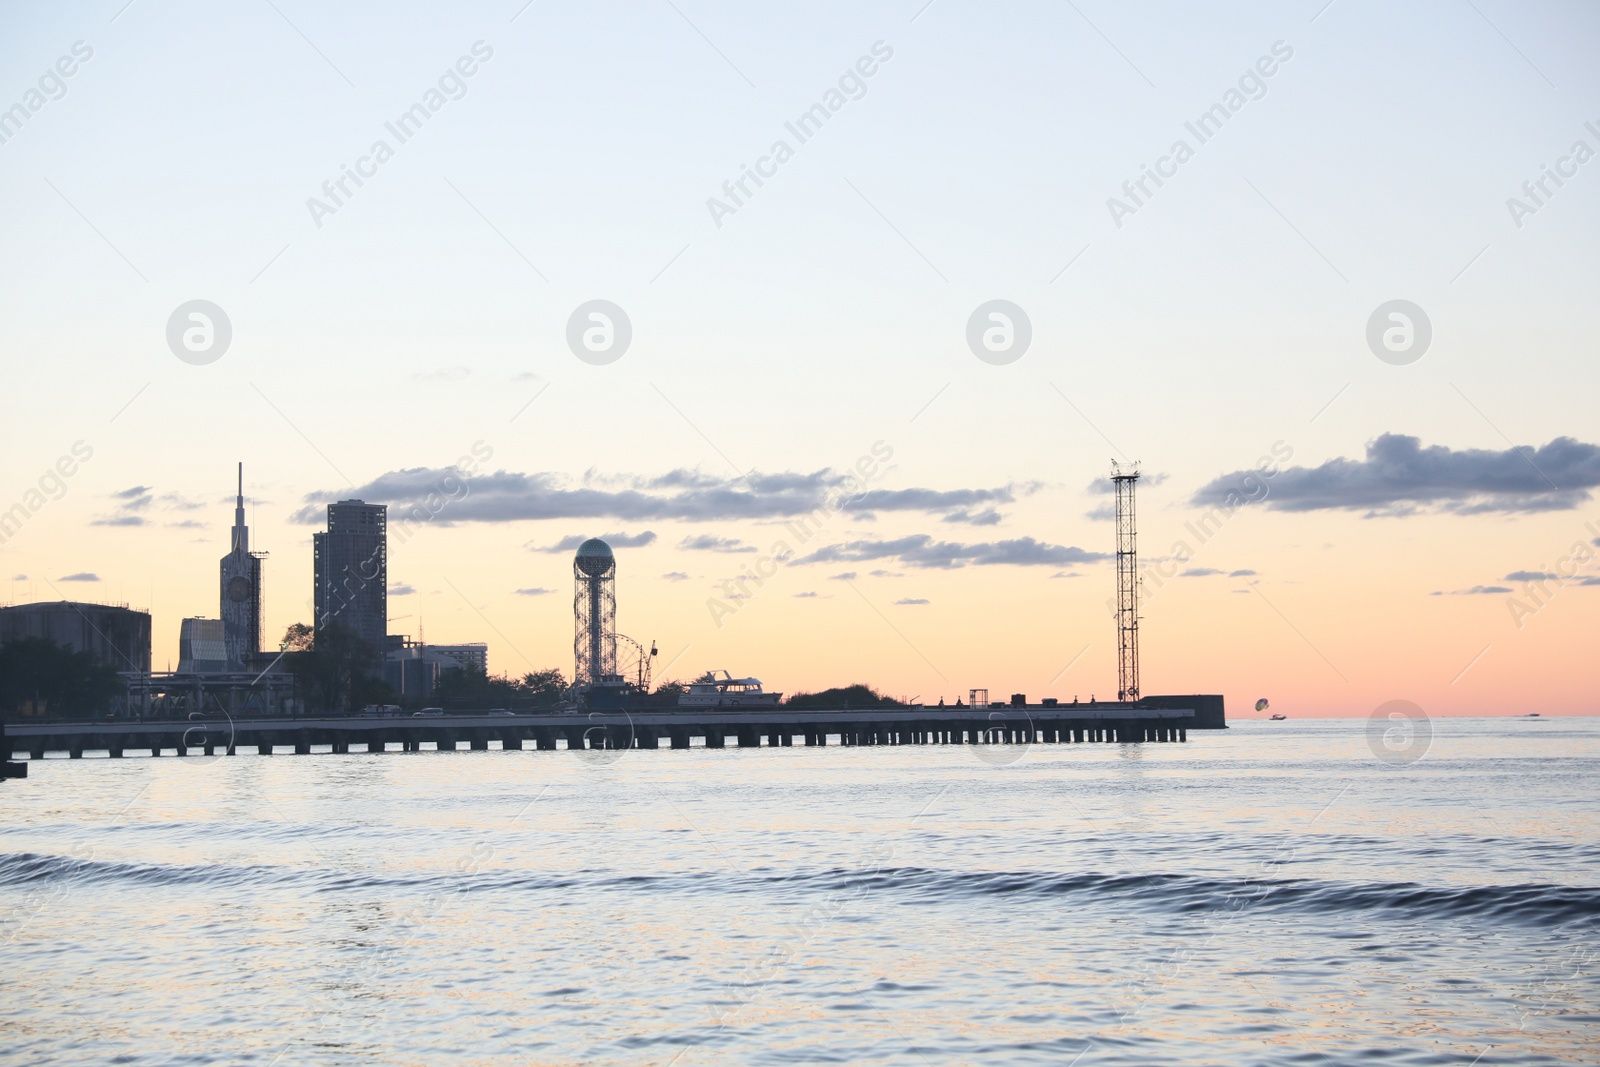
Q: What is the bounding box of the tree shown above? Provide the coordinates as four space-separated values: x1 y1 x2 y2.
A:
785 684 903 709
520 668 568 707
281 622 314 652
286 622 381 713
0 637 122 718
643 679 688 707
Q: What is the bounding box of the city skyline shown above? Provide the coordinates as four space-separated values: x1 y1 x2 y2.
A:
1 2 1596 716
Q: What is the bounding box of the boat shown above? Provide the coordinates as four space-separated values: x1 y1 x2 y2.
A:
1269 713 1286 720
678 671 783 708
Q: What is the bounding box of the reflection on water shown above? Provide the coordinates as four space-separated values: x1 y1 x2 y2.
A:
3 717 1597 1065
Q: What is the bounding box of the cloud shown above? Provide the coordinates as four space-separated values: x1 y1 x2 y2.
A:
388 582 417 596
895 597 930 605
59 572 99 582
166 520 206 529
528 530 657 553
1194 434 1600 515
942 508 1002 526
159 492 207 512
1180 567 1225 577
830 571 858 581
293 467 1020 525
1087 472 1169 494
794 591 820 598
869 569 904 578
661 571 690 581
96 485 211 527
1504 570 1560 582
1050 571 1082 579
1433 585 1513 596
11 573 26 580
796 535 1108 570
1229 569 1257 577
514 587 556 596
1083 503 1118 522
679 534 756 554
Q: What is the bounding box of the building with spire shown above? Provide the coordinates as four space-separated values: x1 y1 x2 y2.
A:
219 463 267 670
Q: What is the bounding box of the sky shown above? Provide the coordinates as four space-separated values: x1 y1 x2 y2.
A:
1 0 1597 718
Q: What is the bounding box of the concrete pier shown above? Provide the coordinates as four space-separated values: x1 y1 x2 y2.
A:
3 696 1222 763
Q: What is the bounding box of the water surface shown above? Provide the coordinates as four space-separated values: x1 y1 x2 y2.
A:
3 717 1597 1065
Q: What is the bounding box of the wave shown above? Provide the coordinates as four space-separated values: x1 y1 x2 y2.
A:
4 851 1596 928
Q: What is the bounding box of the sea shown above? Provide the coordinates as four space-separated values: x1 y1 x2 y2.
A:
2 716 1596 1065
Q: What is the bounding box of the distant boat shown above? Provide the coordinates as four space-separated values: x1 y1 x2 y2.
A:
1269 713 1287 721
1523 713 1542 718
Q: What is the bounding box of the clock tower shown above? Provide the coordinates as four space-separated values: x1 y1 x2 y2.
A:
219 463 266 671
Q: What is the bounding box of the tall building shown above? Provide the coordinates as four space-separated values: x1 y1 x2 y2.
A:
178 618 228 673
219 463 267 670
313 499 387 651
0 602 152 673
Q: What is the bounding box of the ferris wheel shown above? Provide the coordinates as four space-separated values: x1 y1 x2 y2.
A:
614 635 656 692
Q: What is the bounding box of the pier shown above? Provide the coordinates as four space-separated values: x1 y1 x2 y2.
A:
3 696 1221 760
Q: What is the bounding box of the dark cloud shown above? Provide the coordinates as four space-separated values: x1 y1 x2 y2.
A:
1194 434 1600 515
942 508 1002 526
97 486 208 527
796 536 1107 570
293 467 1019 525
59 572 99 582
679 534 756 554
1087 472 1169 494
388 582 417 596
1229 569 1257 577
1504 570 1560 582
895 597 930 605
514 587 556 596
528 531 657 553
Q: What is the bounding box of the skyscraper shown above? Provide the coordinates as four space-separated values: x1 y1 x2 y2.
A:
313 499 387 651
219 463 265 670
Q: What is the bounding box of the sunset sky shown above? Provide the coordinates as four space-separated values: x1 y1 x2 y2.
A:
2 1 1596 716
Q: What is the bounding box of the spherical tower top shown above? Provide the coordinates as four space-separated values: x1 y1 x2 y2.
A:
574 537 616 577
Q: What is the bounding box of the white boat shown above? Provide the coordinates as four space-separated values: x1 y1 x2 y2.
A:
678 671 783 708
